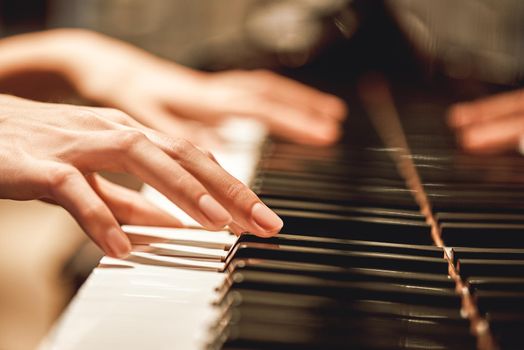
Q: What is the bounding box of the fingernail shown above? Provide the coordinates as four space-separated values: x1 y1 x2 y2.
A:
314 124 340 144
251 202 283 232
448 105 470 127
199 194 232 225
107 228 132 258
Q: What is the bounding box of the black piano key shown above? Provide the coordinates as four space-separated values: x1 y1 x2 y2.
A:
475 289 524 314
275 209 432 244
218 289 464 321
212 304 475 350
226 242 448 274
261 197 425 220
256 169 406 187
263 142 396 163
452 247 524 262
220 302 467 333
485 312 524 350
256 184 418 209
468 277 524 292
458 259 524 278
440 222 524 248
224 270 461 308
255 170 406 190
225 258 455 289
258 158 403 182
237 234 444 258
215 323 476 350
437 212 524 224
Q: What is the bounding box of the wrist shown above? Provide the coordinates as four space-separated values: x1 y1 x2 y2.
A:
0 29 90 79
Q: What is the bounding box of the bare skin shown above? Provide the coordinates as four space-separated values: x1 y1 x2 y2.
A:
448 89 524 154
0 95 283 258
0 29 347 146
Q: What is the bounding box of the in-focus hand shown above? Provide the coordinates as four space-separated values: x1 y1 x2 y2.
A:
67 31 347 146
448 89 524 154
0 94 283 257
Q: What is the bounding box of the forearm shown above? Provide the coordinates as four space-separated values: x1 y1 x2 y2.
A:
0 28 178 97
0 29 88 79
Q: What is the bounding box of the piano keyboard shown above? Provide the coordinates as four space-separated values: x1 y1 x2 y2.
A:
41 83 524 350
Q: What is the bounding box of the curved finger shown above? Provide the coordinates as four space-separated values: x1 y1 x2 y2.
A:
245 70 347 120
86 174 183 227
235 95 341 145
457 113 524 153
448 89 524 128
154 136 283 237
111 132 232 230
122 101 197 139
46 165 131 258
65 128 232 230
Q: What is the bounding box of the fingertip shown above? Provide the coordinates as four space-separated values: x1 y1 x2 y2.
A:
305 122 342 146
457 129 483 152
105 227 132 258
323 96 348 120
251 202 283 236
447 103 472 128
256 227 281 238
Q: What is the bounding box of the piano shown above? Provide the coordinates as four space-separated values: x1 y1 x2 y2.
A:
38 74 524 350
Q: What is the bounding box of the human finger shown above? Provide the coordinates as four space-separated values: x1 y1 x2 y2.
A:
456 113 524 153
95 131 233 230
448 90 524 129
151 135 283 237
246 70 348 120
86 174 183 227
45 164 131 258
233 95 341 145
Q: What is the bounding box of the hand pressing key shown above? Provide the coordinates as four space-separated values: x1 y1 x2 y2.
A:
0 94 283 258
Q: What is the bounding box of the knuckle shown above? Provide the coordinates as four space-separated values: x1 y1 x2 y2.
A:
170 138 195 158
203 150 216 161
174 171 194 189
46 165 78 191
106 108 133 125
115 129 148 151
79 203 105 222
225 181 248 202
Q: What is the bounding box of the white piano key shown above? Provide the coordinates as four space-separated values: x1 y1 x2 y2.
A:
127 252 225 271
144 243 228 260
83 267 224 301
43 268 220 350
122 225 237 249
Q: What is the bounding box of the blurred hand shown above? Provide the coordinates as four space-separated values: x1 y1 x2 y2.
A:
448 89 524 154
0 94 283 257
66 31 347 146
